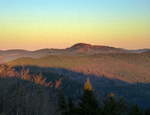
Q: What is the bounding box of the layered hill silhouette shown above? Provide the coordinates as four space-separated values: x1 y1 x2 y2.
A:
1 43 149 83
8 52 150 83
1 43 150 63
1 43 150 109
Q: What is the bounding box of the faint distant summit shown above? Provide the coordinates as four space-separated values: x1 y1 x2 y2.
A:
68 43 119 50
69 43 93 49
68 43 107 49
66 43 126 54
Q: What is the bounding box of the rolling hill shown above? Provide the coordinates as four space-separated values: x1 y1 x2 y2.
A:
8 53 150 83
66 43 127 54
1 43 150 108
1 43 150 63
5 52 150 107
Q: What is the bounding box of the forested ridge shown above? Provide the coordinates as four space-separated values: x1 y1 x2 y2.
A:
0 65 150 115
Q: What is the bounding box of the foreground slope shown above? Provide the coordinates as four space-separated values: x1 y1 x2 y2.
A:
0 77 59 115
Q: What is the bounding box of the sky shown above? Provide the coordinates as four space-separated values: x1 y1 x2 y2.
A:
0 0 150 50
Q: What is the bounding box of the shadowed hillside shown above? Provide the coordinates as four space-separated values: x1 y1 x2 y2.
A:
1 65 150 108
8 53 150 83
1 65 150 115
0 77 59 115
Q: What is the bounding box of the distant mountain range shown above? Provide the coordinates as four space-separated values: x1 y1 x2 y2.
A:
1 43 150 107
0 43 150 63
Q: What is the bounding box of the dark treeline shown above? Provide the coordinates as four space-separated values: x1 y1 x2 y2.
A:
58 79 150 115
0 65 150 115
0 65 60 115
0 78 59 115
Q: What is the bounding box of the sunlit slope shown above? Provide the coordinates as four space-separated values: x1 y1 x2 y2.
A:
1 43 150 64
8 53 150 83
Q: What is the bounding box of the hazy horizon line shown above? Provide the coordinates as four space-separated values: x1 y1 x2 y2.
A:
0 43 150 51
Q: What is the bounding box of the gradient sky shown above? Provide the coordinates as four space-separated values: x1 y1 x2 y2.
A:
0 0 150 50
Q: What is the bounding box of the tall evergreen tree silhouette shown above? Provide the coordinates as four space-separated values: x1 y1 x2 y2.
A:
78 78 99 115
129 104 143 115
67 98 76 115
58 92 68 115
102 93 127 115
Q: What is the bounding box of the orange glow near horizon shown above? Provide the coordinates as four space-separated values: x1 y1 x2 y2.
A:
0 19 149 50
0 0 149 50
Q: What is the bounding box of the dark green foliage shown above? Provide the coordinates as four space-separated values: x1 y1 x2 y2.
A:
102 95 127 115
58 92 77 115
0 78 58 115
67 98 76 115
76 78 99 115
58 78 99 115
1 65 150 115
58 89 130 115
129 105 143 115
57 78 149 115
58 92 68 115
144 109 150 115
58 89 100 115
78 90 99 115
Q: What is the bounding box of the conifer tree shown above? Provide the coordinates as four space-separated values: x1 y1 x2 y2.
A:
144 109 150 115
129 104 143 115
68 98 76 115
102 93 127 115
58 92 68 115
78 78 99 115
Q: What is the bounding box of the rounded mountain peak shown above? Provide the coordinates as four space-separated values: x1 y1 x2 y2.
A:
69 43 92 49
